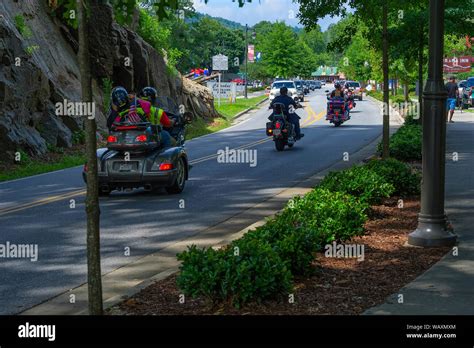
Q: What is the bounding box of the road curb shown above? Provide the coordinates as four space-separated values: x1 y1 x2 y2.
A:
231 97 269 122
365 95 405 125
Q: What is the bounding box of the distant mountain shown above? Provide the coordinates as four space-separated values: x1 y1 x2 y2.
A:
189 12 303 33
188 12 245 30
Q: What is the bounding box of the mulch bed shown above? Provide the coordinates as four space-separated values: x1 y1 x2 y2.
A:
112 196 450 315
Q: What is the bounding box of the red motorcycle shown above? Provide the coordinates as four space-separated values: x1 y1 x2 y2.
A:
345 89 356 110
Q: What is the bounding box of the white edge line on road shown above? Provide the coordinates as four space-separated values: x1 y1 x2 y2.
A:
187 118 254 143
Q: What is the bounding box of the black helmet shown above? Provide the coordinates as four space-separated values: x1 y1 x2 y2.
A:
140 87 157 102
280 87 288 95
335 83 341 89
112 87 129 108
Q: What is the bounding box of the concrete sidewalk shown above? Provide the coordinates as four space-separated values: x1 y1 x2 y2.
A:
365 110 474 315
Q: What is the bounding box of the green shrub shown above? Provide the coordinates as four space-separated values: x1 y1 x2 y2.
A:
365 158 420 196
240 220 316 276
387 124 422 161
72 130 86 145
176 245 227 302
319 166 395 204
102 78 113 114
367 90 383 101
404 113 420 126
391 95 406 104
239 189 368 275
138 10 171 56
25 45 40 56
176 239 292 308
281 189 368 246
14 15 32 38
46 143 64 154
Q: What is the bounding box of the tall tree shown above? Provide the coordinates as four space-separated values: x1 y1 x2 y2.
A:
258 22 299 78
77 0 103 315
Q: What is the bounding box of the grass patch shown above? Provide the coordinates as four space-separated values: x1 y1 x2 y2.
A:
0 153 85 182
215 95 267 118
186 95 267 140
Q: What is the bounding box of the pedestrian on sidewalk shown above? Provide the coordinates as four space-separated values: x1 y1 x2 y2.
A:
445 76 459 123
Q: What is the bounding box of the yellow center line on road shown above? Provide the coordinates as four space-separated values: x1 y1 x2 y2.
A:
1 102 325 215
191 105 316 165
305 110 325 126
0 189 87 216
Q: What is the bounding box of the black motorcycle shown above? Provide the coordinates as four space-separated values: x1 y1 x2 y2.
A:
266 102 303 151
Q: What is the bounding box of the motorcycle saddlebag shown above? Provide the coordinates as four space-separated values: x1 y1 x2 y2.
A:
266 122 273 136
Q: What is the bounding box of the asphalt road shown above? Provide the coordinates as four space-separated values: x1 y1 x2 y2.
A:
0 87 382 314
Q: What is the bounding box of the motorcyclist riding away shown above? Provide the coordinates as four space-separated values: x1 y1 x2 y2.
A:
269 87 304 140
107 87 174 147
330 83 345 99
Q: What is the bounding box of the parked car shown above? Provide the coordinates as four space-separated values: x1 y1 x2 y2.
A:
458 80 467 107
293 80 306 101
343 81 363 100
269 80 299 102
461 77 474 109
314 81 322 89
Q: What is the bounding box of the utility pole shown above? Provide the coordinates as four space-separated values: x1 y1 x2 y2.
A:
245 24 248 99
408 0 457 247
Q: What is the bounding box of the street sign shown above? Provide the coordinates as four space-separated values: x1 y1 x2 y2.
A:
443 56 473 73
207 81 237 100
212 54 229 71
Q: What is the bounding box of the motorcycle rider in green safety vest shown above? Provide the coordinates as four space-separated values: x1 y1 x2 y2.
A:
108 86 175 148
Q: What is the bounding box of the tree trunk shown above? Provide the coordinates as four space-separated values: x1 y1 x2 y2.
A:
77 0 103 315
418 25 424 123
382 0 390 159
404 82 409 102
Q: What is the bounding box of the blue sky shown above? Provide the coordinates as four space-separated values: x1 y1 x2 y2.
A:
192 0 341 31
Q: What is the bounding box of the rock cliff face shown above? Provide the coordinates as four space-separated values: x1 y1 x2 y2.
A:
0 0 218 161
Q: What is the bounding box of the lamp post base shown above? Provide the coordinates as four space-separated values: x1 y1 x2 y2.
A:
408 214 457 247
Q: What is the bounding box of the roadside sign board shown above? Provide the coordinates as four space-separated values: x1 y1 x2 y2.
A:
207 82 237 100
443 56 473 73
212 54 229 71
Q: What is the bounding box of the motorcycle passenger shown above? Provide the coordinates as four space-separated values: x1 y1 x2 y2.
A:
139 86 158 105
139 86 177 147
269 87 304 140
108 87 174 148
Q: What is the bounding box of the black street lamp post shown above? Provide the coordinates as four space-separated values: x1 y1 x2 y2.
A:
408 0 457 247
